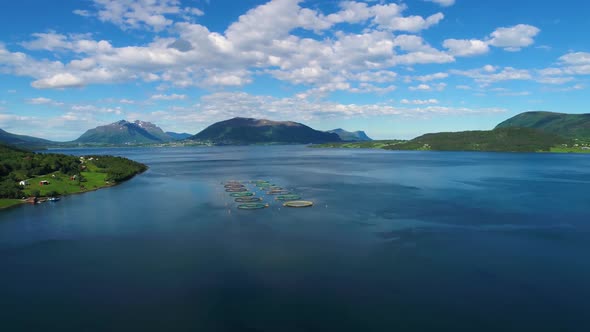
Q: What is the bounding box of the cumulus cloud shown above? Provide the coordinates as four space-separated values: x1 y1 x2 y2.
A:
401 98 439 105
443 39 490 57
1 0 457 91
488 24 540 51
150 93 187 100
424 0 455 7
90 0 204 31
451 65 532 85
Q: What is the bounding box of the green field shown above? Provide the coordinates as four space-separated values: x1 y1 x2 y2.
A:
21 170 110 197
0 199 23 209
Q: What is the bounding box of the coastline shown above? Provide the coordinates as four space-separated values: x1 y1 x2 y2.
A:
0 170 146 211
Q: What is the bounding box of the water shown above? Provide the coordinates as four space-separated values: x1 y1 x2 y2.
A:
1 146 589 331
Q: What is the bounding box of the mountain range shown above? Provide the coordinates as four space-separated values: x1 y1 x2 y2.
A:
2 111 589 150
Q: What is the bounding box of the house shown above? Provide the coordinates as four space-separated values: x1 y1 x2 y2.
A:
39 180 50 186
19 181 28 186
70 175 77 180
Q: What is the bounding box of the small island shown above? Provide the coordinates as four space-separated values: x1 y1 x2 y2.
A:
0 143 147 210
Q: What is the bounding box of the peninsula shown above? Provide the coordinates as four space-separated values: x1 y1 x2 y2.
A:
0 143 147 209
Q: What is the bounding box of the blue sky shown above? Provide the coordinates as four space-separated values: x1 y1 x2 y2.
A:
0 0 589 140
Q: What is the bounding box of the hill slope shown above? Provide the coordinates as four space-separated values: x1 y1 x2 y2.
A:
495 111 590 140
388 127 569 152
190 117 341 144
327 129 372 141
0 128 55 149
74 120 173 144
166 132 192 140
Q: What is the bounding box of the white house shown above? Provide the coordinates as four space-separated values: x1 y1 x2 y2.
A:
19 181 27 186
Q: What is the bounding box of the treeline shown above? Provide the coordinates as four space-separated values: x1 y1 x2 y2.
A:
87 155 148 182
0 143 147 199
0 144 81 198
387 128 569 152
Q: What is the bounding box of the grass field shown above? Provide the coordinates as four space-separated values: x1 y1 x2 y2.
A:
0 199 23 209
21 171 110 197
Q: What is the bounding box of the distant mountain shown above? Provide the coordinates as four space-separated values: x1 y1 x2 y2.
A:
190 117 341 144
327 128 372 141
74 120 173 144
388 127 568 152
166 132 192 140
496 111 590 140
0 128 55 149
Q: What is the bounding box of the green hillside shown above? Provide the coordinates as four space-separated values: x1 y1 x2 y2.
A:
0 128 56 149
327 129 372 141
495 111 590 140
190 117 341 144
387 127 569 152
0 143 147 209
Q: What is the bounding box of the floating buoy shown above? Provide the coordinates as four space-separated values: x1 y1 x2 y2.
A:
283 200 313 208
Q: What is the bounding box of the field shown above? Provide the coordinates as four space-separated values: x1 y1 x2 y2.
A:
0 199 23 209
21 170 110 197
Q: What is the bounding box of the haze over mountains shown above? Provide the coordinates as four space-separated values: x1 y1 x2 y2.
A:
327 129 372 142
1 111 589 149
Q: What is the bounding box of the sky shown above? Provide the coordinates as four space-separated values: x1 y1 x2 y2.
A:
0 0 589 141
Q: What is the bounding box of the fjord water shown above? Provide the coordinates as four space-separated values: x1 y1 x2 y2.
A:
1 146 589 331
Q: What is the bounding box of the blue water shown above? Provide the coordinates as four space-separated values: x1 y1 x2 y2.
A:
1 146 589 331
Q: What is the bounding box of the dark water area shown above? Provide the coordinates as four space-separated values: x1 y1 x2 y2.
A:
1 146 589 331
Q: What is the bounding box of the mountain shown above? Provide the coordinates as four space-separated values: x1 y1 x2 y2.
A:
327 128 372 141
190 117 341 144
74 120 173 144
495 111 590 140
0 128 55 149
387 127 569 152
166 132 192 140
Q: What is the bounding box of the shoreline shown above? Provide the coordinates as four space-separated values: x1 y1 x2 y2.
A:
0 170 146 212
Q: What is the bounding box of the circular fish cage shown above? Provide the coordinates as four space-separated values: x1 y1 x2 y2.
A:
267 190 291 195
237 203 269 210
283 200 313 208
275 194 302 201
256 183 273 188
224 184 245 189
230 192 254 197
226 188 248 193
235 197 263 203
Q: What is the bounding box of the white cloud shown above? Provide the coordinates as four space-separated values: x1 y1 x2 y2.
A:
90 0 204 32
150 93 187 100
401 98 439 105
73 9 91 17
488 24 540 51
443 39 490 57
26 97 64 106
409 83 446 91
451 66 532 85
424 0 456 7
559 52 590 65
413 72 448 82
0 0 465 92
